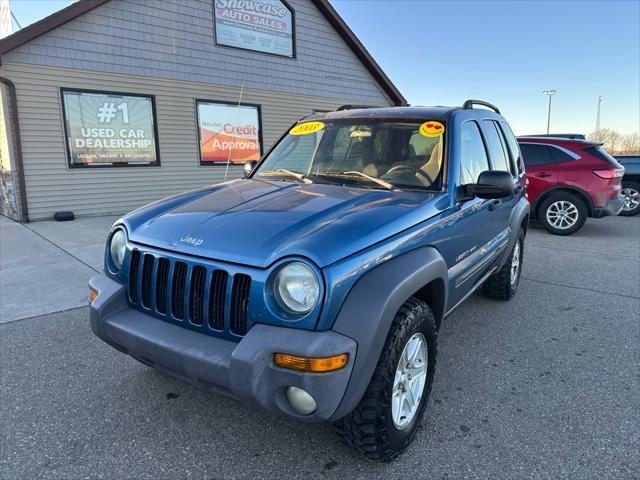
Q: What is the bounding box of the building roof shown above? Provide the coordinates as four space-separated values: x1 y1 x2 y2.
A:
0 0 407 106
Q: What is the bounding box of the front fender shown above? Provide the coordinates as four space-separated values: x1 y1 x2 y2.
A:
329 246 448 420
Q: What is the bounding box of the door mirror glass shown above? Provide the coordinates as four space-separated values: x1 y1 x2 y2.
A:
464 170 513 199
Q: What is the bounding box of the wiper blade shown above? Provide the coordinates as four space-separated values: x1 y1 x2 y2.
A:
317 171 395 190
258 169 313 184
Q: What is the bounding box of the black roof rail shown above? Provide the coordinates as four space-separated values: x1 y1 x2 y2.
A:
336 104 380 111
462 99 501 114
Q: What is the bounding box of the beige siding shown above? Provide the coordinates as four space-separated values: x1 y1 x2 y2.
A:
0 62 392 220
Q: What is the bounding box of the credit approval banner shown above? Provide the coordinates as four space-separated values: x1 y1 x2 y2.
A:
197 101 262 165
61 89 159 167
214 0 294 57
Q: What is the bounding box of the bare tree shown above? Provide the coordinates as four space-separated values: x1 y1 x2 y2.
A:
588 129 626 153
607 130 623 153
621 132 640 154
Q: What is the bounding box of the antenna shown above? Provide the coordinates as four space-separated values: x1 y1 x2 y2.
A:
224 82 245 182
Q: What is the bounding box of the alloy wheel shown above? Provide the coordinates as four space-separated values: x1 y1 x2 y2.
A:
622 187 640 212
546 200 579 229
510 241 521 287
392 333 428 429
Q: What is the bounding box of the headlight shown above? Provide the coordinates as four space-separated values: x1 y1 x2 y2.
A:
109 228 127 271
273 262 320 314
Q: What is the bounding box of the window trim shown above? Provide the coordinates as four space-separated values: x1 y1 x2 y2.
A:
59 87 161 170
480 119 512 174
518 142 581 161
195 98 264 167
459 119 491 186
212 0 296 59
497 121 523 177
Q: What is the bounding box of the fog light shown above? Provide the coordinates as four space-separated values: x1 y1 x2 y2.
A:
286 386 317 415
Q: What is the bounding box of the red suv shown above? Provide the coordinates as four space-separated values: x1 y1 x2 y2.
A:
517 137 625 235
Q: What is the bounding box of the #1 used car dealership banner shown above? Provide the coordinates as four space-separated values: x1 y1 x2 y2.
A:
62 90 159 168
197 102 262 165
214 0 294 57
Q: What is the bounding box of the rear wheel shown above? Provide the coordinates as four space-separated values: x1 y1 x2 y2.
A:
333 298 437 462
620 180 640 216
539 193 587 235
483 228 524 301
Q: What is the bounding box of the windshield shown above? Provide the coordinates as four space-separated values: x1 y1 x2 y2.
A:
255 119 445 190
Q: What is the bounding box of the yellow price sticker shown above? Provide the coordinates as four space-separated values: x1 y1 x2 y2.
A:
419 121 445 137
290 121 325 135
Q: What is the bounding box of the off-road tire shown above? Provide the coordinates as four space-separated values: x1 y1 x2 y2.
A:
482 228 524 301
538 192 587 235
620 180 640 216
333 298 437 462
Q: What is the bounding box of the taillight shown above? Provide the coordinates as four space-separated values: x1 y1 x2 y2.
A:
592 169 624 179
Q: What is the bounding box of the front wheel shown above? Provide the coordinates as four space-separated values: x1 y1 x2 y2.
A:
539 193 587 235
333 298 437 462
620 180 640 216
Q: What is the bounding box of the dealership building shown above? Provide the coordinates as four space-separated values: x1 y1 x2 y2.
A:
0 0 404 222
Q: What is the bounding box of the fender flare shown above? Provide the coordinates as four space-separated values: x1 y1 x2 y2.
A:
496 197 530 267
329 246 448 420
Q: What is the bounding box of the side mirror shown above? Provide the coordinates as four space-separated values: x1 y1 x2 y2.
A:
244 160 258 178
464 170 513 199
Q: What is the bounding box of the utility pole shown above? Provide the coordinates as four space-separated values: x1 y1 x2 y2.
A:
596 96 603 131
542 90 556 134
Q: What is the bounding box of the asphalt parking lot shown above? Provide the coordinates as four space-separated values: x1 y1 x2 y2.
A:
1 216 639 480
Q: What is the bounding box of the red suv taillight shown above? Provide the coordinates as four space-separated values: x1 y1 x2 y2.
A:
592 168 624 179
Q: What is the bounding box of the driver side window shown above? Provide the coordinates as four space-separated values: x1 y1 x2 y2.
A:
460 121 490 185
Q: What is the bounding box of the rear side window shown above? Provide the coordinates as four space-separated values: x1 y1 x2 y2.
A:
460 122 490 184
498 121 523 175
549 146 576 164
584 146 621 166
519 143 555 166
481 120 511 173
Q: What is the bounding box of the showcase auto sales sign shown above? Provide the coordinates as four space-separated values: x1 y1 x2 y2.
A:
214 0 294 57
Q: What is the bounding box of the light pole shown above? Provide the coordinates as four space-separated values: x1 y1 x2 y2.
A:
596 96 603 131
542 90 556 134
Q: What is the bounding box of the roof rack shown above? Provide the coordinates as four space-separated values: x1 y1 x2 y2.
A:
462 99 501 114
336 104 380 111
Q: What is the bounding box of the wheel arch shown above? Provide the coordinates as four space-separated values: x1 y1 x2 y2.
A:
534 186 594 217
329 246 448 420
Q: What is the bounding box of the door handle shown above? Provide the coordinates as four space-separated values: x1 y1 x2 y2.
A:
488 199 501 211
535 172 552 178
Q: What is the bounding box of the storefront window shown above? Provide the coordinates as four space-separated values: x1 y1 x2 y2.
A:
61 89 159 168
196 101 262 166
213 0 295 57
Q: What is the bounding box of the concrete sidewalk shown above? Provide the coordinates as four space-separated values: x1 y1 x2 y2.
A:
0 215 118 323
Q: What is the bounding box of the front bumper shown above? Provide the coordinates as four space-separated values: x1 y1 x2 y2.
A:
592 196 625 218
89 273 356 422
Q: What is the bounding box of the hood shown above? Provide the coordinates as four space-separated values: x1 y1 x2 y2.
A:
123 179 448 268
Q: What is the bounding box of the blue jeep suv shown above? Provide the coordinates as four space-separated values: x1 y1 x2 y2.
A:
89 100 529 461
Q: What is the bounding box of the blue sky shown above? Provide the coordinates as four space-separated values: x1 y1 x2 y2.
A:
9 0 640 136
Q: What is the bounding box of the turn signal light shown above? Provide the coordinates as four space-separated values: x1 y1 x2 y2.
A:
88 288 98 303
273 353 348 372
593 169 624 179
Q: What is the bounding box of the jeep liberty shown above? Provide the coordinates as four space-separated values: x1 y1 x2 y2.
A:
89 100 530 461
